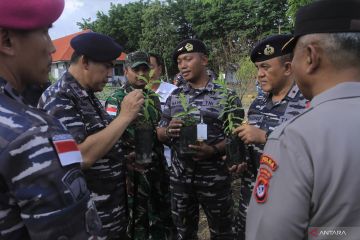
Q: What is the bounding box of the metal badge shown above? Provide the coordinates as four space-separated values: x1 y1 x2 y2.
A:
264 44 275 56
185 43 194 52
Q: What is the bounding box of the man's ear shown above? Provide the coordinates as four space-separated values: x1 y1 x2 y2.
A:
0 28 15 56
200 53 208 66
283 61 292 77
305 44 320 74
80 55 90 70
123 66 129 77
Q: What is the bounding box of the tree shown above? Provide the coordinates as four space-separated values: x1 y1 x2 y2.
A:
287 0 313 24
139 1 179 79
77 1 146 52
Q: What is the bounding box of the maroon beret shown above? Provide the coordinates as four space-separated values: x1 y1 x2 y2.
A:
0 0 64 30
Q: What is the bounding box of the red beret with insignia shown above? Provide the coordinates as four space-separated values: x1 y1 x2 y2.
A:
0 0 64 30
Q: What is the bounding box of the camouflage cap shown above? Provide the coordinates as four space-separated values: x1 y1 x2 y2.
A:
125 51 150 69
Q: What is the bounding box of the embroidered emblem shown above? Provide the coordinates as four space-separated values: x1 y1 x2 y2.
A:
260 155 278 172
185 43 193 52
106 104 118 117
259 167 272 179
52 134 82 166
254 176 269 203
264 44 275 56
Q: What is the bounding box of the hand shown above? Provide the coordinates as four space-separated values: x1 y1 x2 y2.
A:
118 89 144 122
189 141 214 161
233 124 266 144
229 162 248 174
125 151 145 173
166 119 183 139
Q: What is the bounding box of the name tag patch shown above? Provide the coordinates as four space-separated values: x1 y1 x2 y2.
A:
52 134 82 167
260 155 278 171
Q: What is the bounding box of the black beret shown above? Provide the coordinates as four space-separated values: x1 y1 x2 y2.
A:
283 0 360 52
250 34 293 63
70 32 123 62
172 39 207 63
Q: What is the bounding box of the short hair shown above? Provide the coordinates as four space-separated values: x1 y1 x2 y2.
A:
149 53 163 66
301 33 360 69
279 53 293 65
70 51 82 64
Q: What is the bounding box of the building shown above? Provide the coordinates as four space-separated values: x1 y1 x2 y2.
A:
51 29 126 85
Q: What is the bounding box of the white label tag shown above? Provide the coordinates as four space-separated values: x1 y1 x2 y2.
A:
197 123 207 141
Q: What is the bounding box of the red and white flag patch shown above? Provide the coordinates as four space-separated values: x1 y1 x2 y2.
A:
52 134 82 167
106 104 118 117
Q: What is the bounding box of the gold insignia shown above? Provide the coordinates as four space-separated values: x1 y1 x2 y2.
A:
185 43 193 52
177 47 184 52
264 45 275 56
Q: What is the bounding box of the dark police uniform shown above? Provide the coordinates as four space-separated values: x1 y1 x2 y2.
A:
38 72 127 239
0 78 101 239
235 34 308 239
105 84 173 240
159 78 240 239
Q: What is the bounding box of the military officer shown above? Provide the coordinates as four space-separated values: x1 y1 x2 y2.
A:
231 34 308 239
105 51 173 239
38 32 144 239
157 39 240 239
246 1 360 239
0 0 102 239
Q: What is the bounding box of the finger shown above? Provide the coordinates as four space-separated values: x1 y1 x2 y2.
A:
229 165 237 172
233 125 244 134
188 144 201 150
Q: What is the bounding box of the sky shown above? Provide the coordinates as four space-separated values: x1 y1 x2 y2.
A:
49 0 136 39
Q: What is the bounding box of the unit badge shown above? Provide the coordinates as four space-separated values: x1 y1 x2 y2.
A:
264 44 275 56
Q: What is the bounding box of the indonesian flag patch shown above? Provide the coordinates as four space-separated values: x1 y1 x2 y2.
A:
106 104 118 116
254 176 269 203
52 134 82 167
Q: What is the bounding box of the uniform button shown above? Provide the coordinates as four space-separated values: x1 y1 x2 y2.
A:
57 236 68 240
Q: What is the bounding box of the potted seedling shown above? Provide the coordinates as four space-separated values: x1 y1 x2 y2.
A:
134 71 161 164
214 75 245 167
172 92 198 158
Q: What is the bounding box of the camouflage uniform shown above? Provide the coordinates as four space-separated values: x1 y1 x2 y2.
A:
0 78 101 239
105 84 174 240
38 72 128 239
159 79 241 240
235 84 307 239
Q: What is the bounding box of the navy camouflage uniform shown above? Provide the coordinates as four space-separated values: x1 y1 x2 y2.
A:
105 84 174 240
38 72 128 239
159 79 240 240
0 78 101 239
235 84 307 239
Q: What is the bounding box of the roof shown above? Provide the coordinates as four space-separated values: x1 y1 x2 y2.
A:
52 29 126 62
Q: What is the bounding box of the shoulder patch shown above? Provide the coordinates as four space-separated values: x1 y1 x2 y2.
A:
260 155 278 172
52 134 82 166
259 167 272 179
254 176 269 203
106 104 118 117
